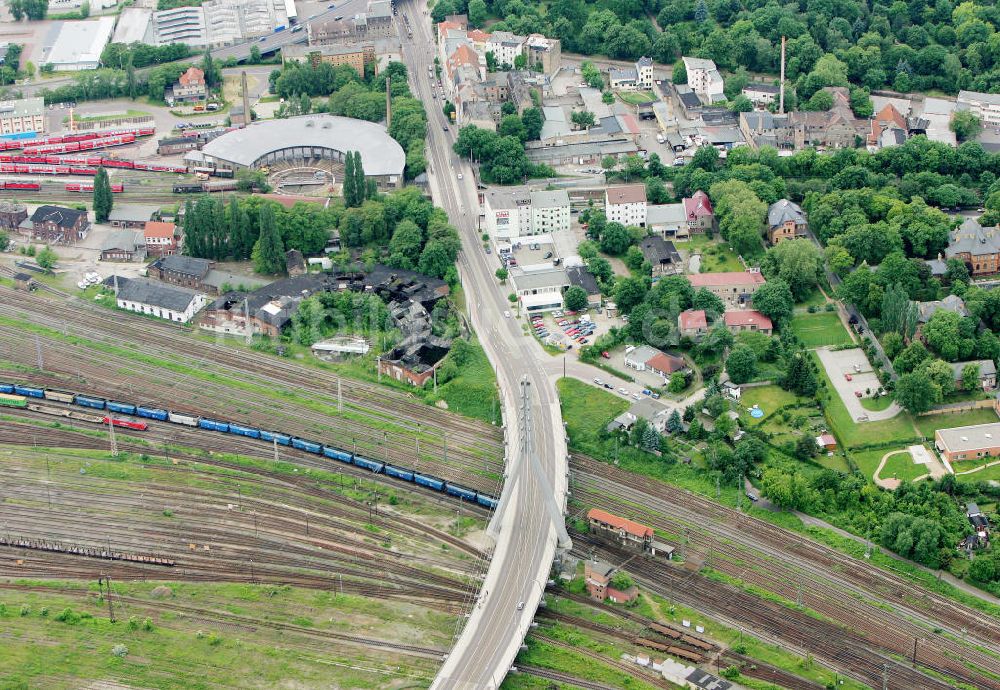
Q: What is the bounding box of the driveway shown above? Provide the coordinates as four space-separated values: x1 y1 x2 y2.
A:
815 347 902 422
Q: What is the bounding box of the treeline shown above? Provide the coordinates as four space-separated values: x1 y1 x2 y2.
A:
432 0 1000 95
8 0 47 20
453 125 555 184
269 61 429 179
100 43 193 70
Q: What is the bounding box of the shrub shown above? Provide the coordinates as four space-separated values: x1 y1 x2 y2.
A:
54 608 81 624
824 303 835 312
807 305 817 313
111 644 129 658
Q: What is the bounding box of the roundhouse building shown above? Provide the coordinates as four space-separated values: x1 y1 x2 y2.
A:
185 114 405 190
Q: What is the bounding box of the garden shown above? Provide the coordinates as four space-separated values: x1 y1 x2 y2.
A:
788 311 853 349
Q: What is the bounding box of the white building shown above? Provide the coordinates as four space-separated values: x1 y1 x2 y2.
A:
43 17 116 71
486 31 525 67
115 277 206 324
483 188 531 240
529 190 570 234
742 82 780 108
112 8 155 45
154 0 287 47
609 66 638 90
682 56 724 101
510 267 570 313
635 56 654 89
605 184 647 227
154 6 208 46
957 90 1000 128
0 98 45 137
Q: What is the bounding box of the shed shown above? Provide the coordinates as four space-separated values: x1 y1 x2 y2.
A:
13 272 34 291
815 433 837 451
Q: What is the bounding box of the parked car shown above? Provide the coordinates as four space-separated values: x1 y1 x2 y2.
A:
642 389 652 395
651 393 660 399
503 311 510 318
579 338 589 344
844 373 852 381
594 378 603 385
746 492 759 503
604 383 614 389
543 251 553 259
601 351 611 359
618 388 628 395
632 393 641 400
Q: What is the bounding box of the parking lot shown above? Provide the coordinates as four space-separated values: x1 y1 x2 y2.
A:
815 346 901 422
528 310 599 350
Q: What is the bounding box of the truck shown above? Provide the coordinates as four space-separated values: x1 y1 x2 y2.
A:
274 24 286 32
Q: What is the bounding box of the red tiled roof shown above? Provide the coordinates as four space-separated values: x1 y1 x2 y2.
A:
687 270 766 288
683 190 713 218
143 221 175 239
723 310 772 330
679 309 707 330
467 28 491 43
875 103 906 130
817 433 836 446
647 352 686 374
588 508 653 539
179 66 204 86
606 184 646 205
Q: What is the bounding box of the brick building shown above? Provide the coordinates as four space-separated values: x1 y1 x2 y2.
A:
100 230 146 262
767 199 807 245
143 221 177 256
678 309 708 340
584 560 638 604
171 66 207 103
148 255 213 289
108 204 158 229
723 310 773 335
587 508 653 551
686 268 766 306
27 205 90 244
0 201 27 231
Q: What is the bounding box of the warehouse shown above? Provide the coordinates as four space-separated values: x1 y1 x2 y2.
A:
186 115 405 190
42 17 116 71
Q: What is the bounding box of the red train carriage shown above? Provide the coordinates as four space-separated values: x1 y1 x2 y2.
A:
103 417 148 431
2 181 41 190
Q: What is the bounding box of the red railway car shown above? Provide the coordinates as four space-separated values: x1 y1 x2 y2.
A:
65 182 124 193
2 181 40 191
103 417 148 431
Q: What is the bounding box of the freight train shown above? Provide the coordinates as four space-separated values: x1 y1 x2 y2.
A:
1 392 147 429
0 155 188 174
2 382 499 510
173 180 240 194
0 127 156 152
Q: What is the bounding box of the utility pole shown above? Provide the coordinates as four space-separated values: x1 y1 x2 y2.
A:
882 663 888 690
779 36 787 115
244 298 252 345
102 575 116 623
273 437 278 462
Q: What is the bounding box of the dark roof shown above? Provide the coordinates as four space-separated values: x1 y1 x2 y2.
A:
153 255 212 278
13 272 31 281
30 205 86 228
116 276 200 312
744 82 780 94
678 91 701 109
566 266 600 294
685 668 732 690
639 236 681 265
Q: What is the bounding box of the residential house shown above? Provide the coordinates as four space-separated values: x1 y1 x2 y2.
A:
609 66 638 90
624 344 687 379
529 190 571 234
646 203 689 239
584 560 638 604
739 111 794 150
788 88 866 149
281 43 372 75
523 34 561 75
171 66 207 103
965 503 990 550
945 218 1000 275
868 103 909 149
587 508 653 551
605 184 647 227
566 266 601 308
27 205 90 244
683 190 714 232
100 230 146 262
742 82 780 108
949 360 997 390
816 433 837 451
143 221 177 257
115 276 207 323
917 294 969 324
957 90 1000 129
108 204 158 229
485 31 525 67
935 422 1000 463
687 268 766 306
510 267 569 313
0 201 27 231
682 56 724 102
767 199 808 245
482 187 531 239
723 310 773 335
635 56 654 89
674 84 705 118
0 97 45 136
678 309 708 340
638 236 682 275
148 255 214 290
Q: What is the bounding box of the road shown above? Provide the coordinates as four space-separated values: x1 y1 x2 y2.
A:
394 2 569 688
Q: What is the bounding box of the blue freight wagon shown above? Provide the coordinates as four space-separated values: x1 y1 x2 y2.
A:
106 401 137 415
229 424 261 439
446 484 477 501
0 383 13 393
413 473 445 491
384 464 414 482
75 395 107 409
14 385 44 398
198 418 229 432
259 430 291 446
322 446 353 463
136 406 168 421
476 494 498 510
353 456 384 473
291 438 322 454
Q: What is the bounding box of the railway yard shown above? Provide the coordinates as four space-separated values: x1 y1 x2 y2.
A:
5 265 1000 687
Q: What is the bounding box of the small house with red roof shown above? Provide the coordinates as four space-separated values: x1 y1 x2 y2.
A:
171 66 207 103
584 560 638 604
678 309 708 340
816 433 837 451
868 103 909 149
687 268 766 306
723 310 772 336
143 221 177 257
588 508 653 550
682 190 714 232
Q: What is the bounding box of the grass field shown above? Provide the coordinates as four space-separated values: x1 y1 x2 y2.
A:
914 407 1000 439
740 385 803 422
860 394 894 411
880 450 932 481
557 377 629 455
674 235 743 273
616 90 656 105
789 312 853 349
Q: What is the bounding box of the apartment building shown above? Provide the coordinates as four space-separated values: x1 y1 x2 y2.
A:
605 184 647 227
529 190 571 234
686 268 766 306
682 56 724 102
0 98 45 136
958 90 1000 128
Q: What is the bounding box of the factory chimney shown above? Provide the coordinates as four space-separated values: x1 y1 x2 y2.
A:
779 36 786 115
241 71 250 126
385 75 392 130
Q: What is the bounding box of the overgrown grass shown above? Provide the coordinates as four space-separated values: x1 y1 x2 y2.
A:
675 234 743 273
557 377 630 456
789 311 853 349
617 90 656 104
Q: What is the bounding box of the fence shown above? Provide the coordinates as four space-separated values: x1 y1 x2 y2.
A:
918 398 997 416
73 115 155 132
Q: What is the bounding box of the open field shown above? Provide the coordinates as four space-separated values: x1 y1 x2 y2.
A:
789 312 853 349
915 407 1000 439
616 90 656 105
674 235 742 273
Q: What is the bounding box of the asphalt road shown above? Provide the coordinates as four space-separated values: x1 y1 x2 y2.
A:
392 2 569 688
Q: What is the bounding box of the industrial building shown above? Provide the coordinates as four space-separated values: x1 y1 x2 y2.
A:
186 115 405 190
42 17 116 71
935 418 1000 464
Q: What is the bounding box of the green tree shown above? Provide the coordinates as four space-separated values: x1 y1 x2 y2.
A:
35 246 57 272
252 203 285 275
571 110 595 129
581 60 604 89
564 285 589 311
0 230 9 252
750 279 794 325
729 94 753 112
498 114 526 141
727 345 758 384
92 167 113 223
614 277 647 313
894 340 931 373
668 372 687 393
521 107 544 140
342 151 357 207
672 59 687 85
780 351 818 396
962 363 981 391
950 110 982 142
761 239 823 301
895 370 940 414
666 409 683 433
600 222 632 255
495 267 509 284
467 0 487 26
